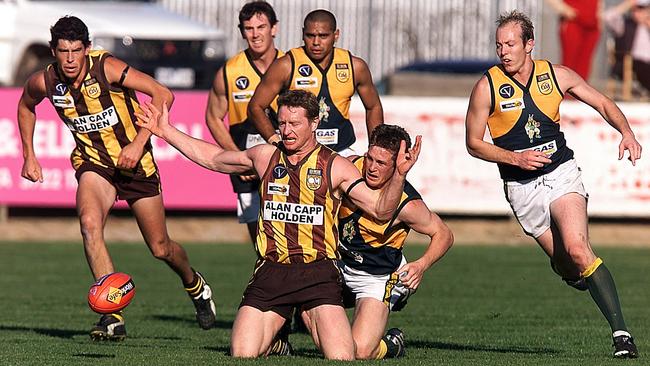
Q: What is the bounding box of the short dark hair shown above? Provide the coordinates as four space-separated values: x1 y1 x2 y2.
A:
277 90 319 122
49 16 91 49
368 124 411 156
304 9 337 31
496 10 534 43
238 1 278 33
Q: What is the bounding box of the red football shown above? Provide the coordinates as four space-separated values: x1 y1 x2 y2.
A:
88 272 136 314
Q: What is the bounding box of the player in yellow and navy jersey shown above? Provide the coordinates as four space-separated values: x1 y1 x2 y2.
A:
18 16 215 341
338 124 453 359
465 10 641 358
135 90 422 360
205 1 283 243
248 9 383 156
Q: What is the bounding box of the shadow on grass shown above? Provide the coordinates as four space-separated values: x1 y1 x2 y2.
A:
151 314 233 329
409 339 560 354
72 353 116 359
203 346 324 359
0 324 86 339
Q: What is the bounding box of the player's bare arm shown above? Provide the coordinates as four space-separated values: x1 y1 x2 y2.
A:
465 76 551 170
248 55 291 143
553 64 642 165
394 200 454 290
336 137 421 221
205 67 257 182
104 56 174 169
18 71 48 183
135 101 265 175
205 66 240 151
352 56 383 135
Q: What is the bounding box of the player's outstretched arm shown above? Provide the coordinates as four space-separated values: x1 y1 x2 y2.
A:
105 56 175 169
353 56 383 135
338 137 421 221
18 71 47 183
465 76 551 170
135 102 257 175
554 64 642 165
394 200 454 290
248 55 291 143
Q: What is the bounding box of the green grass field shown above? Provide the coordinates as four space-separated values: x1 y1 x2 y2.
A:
0 241 647 365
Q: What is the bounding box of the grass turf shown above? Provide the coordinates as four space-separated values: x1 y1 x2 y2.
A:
0 241 647 365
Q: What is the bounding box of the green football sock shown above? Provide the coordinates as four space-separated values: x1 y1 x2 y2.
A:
584 259 628 333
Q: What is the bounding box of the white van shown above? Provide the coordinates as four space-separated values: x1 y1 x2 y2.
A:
0 0 226 89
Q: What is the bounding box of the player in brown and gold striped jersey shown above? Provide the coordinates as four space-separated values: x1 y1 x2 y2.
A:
135 89 421 360
18 16 216 341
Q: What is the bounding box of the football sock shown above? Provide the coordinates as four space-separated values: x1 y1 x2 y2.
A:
583 258 628 332
375 339 389 359
184 270 204 297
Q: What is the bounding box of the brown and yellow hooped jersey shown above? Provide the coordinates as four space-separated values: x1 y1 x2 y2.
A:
485 59 573 181
287 47 356 152
338 157 422 275
44 50 157 178
256 145 341 264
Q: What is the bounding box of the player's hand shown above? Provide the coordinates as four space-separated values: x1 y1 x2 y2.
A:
395 260 427 290
515 150 552 170
21 157 43 183
395 135 422 177
134 101 170 138
116 142 145 169
239 174 258 182
619 133 642 166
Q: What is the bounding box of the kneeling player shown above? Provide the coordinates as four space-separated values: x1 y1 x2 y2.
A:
338 124 454 359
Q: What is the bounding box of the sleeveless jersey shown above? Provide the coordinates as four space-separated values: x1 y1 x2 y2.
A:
338 157 422 275
44 50 156 178
485 60 573 181
287 47 356 151
256 145 341 264
223 49 283 192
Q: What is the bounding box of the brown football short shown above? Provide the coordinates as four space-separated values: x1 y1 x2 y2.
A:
240 258 344 319
75 162 161 202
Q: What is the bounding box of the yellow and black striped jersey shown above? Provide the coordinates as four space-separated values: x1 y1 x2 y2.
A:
44 50 157 178
223 49 283 193
287 47 356 152
256 145 341 264
338 157 422 275
485 59 573 181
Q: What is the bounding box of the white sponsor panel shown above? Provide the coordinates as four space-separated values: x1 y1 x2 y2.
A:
245 133 266 149
499 97 525 112
294 77 318 89
263 201 324 225
232 90 253 103
515 140 557 157
66 106 119 133
315 128 339 145
348 96 650 217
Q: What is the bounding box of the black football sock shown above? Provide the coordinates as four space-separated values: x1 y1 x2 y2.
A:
184 269 204 297
584 258 628 332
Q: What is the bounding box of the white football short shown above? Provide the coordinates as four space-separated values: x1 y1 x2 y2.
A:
338 256 414 312
237 192 260 224
504 159 588 238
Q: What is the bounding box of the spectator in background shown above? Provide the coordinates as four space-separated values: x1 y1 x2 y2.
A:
546 0 601 80
604 0 650 93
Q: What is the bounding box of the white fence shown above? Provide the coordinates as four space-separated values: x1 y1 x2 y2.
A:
158 0 541 80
